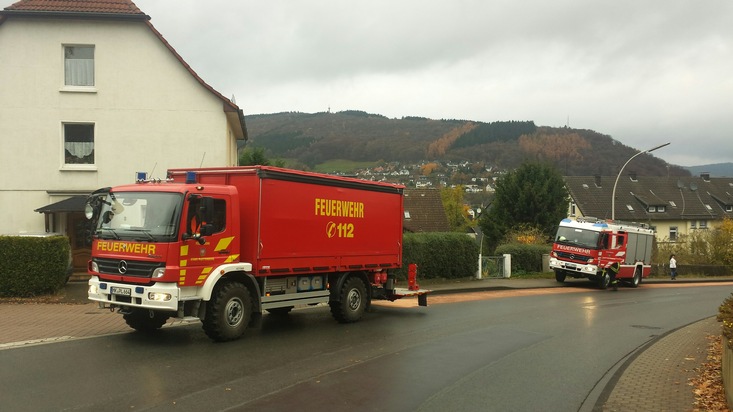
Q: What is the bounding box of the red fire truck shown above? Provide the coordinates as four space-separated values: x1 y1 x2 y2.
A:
549 217 654 289
86 166 429 341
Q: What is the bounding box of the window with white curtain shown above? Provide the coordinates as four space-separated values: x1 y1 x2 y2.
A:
64 123 94 165
64 45 95 86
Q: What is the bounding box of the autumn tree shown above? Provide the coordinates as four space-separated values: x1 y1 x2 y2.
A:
441 186 472 232
478 162 568 252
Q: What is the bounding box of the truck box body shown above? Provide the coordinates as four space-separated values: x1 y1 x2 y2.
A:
167 166 404 278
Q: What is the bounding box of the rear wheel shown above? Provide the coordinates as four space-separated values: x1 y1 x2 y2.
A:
123 309 169 332
629 267 642 288
203 281 252 342
554 270 566 283
330 277 367 323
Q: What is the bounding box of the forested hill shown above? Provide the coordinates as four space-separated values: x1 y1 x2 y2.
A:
244 110 690 177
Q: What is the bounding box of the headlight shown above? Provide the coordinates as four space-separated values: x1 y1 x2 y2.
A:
90 261 99 273
152 268 165 278
88 284 98 294
148 292 172 302
587 258 594 263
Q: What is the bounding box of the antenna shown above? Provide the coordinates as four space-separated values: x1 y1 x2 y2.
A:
149 162 157 179
677 180 684 189
690 182 698 192
199 152 206 168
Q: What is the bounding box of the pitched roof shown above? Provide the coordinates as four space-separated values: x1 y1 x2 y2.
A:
403 188 451 233
1 0 248 140
564 174 733 223
2 0 145 16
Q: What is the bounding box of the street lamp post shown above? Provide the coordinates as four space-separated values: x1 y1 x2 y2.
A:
611 142 670 220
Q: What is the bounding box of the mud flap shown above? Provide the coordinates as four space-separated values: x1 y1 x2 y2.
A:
418 293 428 307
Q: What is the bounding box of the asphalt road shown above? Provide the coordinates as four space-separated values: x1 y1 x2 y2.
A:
1 283 730 411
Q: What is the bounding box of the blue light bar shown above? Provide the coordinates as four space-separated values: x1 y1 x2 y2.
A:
136 172 147 182
186 171 197 184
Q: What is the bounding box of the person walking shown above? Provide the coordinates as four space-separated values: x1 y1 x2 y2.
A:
669 254 677 280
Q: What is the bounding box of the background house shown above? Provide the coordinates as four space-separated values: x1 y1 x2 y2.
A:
0 0 247 270
403 188 451 233
563 173 733 242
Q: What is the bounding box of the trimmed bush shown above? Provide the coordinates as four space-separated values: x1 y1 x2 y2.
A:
495 243 551 274
0 235 70 297
396 232 478 280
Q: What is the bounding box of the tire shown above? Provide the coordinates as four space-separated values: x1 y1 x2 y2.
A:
554 270 566 283
598 272 610 289
330 276 368 323
123 309 169 332
266 306 293 315
630 267 642 288
202 281 252 342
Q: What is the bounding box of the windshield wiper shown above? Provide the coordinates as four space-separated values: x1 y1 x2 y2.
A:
130 229 156 242
98 227 120 240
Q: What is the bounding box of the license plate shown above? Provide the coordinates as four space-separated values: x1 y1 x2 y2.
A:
565 263 576 269
110 286 131 296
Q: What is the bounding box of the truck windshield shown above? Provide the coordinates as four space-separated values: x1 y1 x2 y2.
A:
94 192 183 242
554 226 600 249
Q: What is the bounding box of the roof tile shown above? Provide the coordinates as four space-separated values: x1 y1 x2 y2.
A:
4 0 143 15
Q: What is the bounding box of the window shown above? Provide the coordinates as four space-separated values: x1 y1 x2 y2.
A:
700 220 708 229
648 206 656 212
657 205 666 213
669 226 678 241
64 45 94 86
690 221 696 229
570 203 576 216
727 205 733 212
64 123 94 165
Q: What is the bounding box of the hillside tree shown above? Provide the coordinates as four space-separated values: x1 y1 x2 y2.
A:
478 162 569 252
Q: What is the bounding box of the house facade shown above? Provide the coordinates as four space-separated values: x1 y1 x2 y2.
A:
0 0 247 269
563 173 733 243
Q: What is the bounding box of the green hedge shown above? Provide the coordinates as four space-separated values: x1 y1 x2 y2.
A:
495 243 551 274
395 232 478 280
0 236 70 297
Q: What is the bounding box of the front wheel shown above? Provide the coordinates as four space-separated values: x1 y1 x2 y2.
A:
203 281 252 342
597 272 610 290
330 277 368 323
123 309 169 332
554 270 566 283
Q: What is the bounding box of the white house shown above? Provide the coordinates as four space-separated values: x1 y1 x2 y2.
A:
0 0 247 270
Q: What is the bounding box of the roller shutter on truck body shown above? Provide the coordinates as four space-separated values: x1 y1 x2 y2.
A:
167 166 405 278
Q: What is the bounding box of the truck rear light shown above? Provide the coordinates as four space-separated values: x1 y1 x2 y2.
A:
148 292 172 302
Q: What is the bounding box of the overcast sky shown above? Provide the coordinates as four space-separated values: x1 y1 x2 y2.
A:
4 0 731 167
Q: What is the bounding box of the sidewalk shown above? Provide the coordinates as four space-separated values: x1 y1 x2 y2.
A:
1 276 731 411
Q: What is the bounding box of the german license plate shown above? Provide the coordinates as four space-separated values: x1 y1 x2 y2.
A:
565 263 576 269
110 286 131 296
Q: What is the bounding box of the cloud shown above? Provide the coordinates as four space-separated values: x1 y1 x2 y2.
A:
3 0 731 166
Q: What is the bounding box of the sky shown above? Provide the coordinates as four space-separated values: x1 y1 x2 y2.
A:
4 0 732 167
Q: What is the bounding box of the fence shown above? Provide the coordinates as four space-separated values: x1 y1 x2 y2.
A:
478 254 510 279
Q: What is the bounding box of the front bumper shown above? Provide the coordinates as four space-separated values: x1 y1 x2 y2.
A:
549 258 598 276
88 276 180 311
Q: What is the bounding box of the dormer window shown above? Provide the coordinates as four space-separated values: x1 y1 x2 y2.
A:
648 206 656 212
626 204 634 211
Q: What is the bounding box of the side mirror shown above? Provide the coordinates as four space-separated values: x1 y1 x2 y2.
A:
199 223 215 237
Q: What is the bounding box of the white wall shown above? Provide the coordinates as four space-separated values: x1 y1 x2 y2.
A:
0 17 239 233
